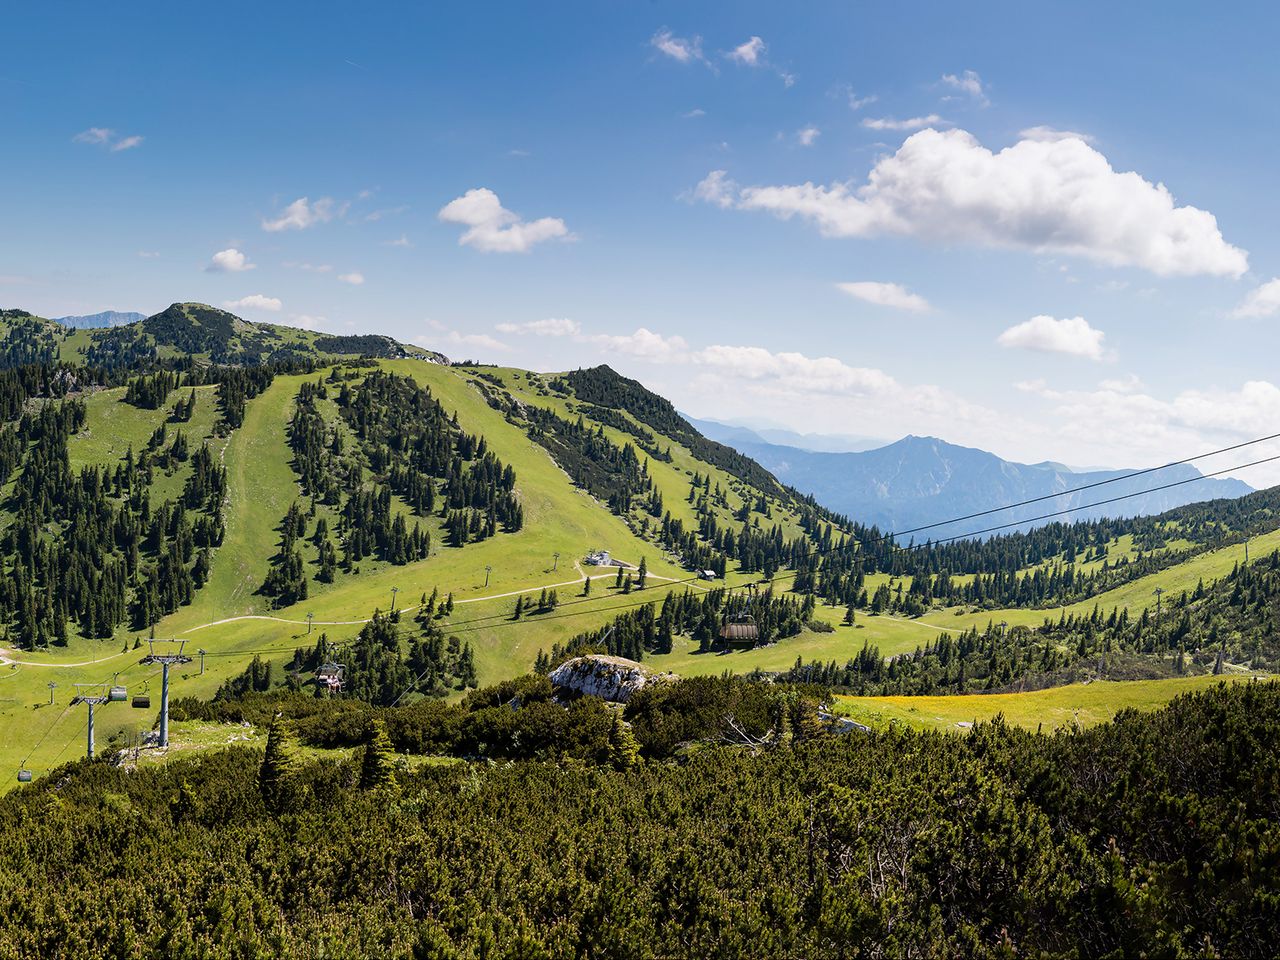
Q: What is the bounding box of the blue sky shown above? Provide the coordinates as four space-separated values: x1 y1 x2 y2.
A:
3 1 1280 481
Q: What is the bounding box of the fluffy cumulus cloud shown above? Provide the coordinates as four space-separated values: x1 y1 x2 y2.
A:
224 294 282 312
337 272 365 285
1231 278 1280 318
495 317 581 336
206 248 254 273
1019 125 1094 144
697 128 1248 277
862 115 943 131
650 29 706 64
997 315 1109 360
796 126 821 147
836 281 930 312
262 197 337 232
438 188 570 253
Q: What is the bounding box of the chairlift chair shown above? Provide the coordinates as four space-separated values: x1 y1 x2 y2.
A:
132 680 151 709
17 769 32 783
718 609 760 652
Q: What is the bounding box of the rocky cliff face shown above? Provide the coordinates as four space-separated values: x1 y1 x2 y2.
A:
548 655 673 703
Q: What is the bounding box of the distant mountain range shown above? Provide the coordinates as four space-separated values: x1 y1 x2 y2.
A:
687 418 1254 537
680 416 885 453
53 310 147 328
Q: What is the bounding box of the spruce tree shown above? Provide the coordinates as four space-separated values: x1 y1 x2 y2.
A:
358 719 398 791
259 712 299 814
607 712 641 771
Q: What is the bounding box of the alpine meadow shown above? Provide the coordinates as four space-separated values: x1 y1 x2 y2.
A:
5 3 1280 958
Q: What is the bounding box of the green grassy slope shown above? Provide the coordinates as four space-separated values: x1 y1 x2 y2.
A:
834 674 1264 732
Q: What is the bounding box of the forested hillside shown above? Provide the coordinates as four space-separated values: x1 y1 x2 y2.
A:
3 677 1279 957
0 306 1275 790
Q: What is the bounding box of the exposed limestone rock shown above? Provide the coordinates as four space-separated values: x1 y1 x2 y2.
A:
548 655 674 703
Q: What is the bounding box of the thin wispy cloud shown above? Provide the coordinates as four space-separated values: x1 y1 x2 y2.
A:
337 272 365 285
836 281 930 313
796 126 821 147
862 114 944 131
262 197 337 232
723 35 794 86
224 294 282 312
73 127 144 151
940 69 988 105
650 29 708 66
495 317 581 336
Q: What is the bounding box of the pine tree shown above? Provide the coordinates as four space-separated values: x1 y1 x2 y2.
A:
607 712 641 771
358 719 398 791
637 556 647 588
259 712 299 814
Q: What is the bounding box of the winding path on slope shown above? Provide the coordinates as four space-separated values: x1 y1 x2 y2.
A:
0 561 705 668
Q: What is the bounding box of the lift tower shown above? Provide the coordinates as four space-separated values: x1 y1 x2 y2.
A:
140 639 193 748
70 684 119 759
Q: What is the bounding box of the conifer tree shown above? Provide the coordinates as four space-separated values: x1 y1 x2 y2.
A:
259 712 299 814
607 712 641 771
358 719 398 791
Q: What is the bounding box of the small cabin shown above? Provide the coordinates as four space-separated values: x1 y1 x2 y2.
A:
699 570 717 581
585 550 612 566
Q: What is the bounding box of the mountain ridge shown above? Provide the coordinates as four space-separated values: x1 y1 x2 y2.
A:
689 421 1253 537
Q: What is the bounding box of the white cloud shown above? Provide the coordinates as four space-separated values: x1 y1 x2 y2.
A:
438 187 570 253
862 114 944 131
224 294 282 313
286 261 333 273
997 315 1109 361
206 248 255 273
723 35 793 85
496 317 581 336
683 108 706 119
137 250 161 259
416 331 510 354
384 234 412 247
1098 374 1144 393
290 313 327 331
337 272 365 285
1020 125 1095 144
831 84 877 110
262 197 336 232
73 127 143 151
796 126 821 147
702 128 1248 277
583 328 688 360
1231 278 1280 318
364 205 407 222
727 36 766 66
691 170 738 209
836 281 930 312
1015 377 1280 484
651 29 706 65
73 127 113 145
940 69 987 104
